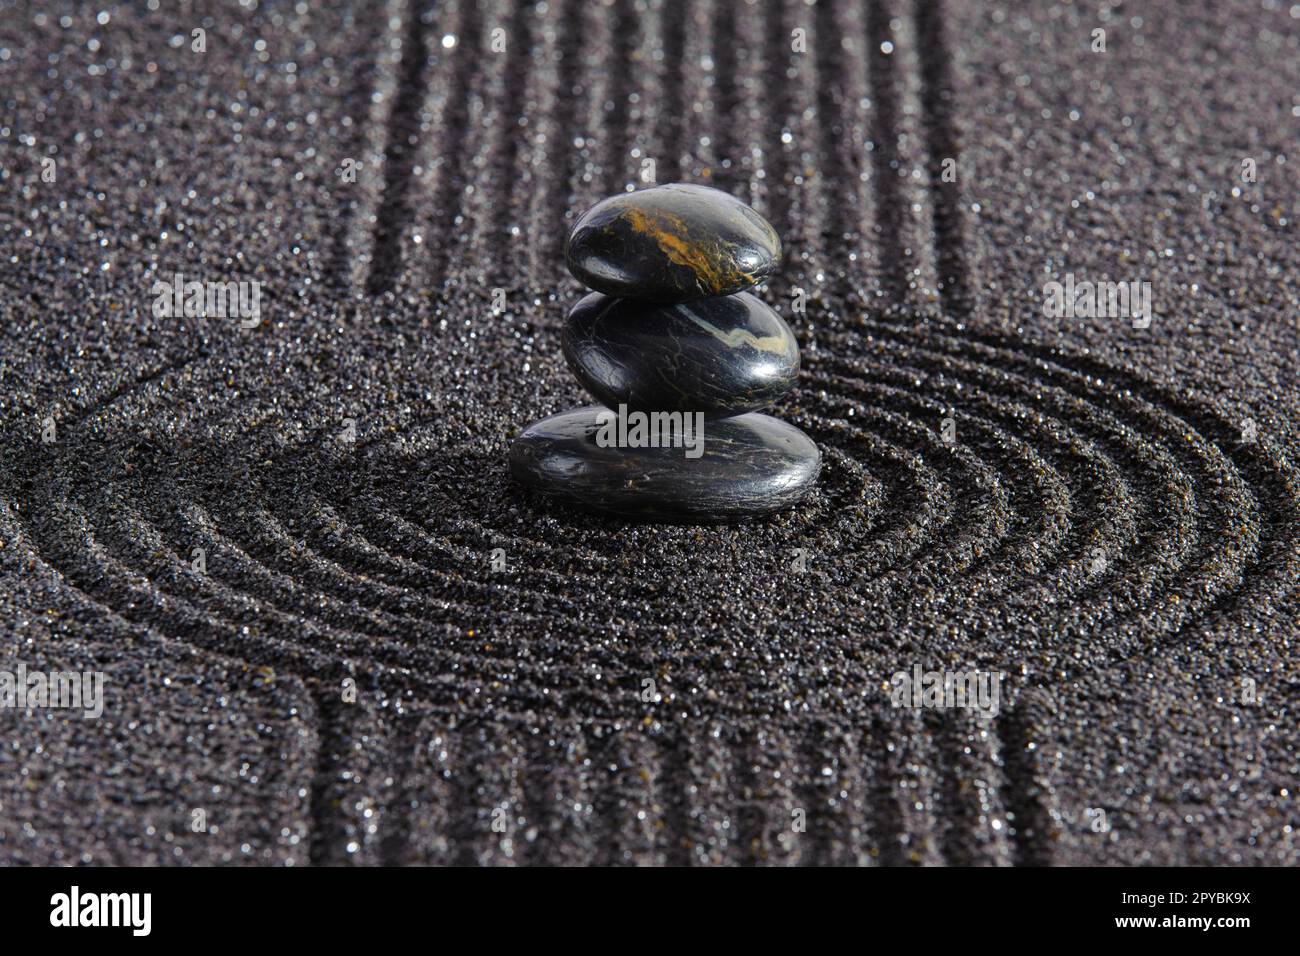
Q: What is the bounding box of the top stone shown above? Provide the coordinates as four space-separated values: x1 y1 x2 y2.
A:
564 183 782 302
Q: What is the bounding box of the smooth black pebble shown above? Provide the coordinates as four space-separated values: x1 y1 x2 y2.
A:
565 183 782 302
509 406 820 521
562 291 799 418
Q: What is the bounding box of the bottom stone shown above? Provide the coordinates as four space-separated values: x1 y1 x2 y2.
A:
509 405 820 521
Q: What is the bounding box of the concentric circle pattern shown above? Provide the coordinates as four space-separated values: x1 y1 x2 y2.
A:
5 314 1293 683
1 0 1297 865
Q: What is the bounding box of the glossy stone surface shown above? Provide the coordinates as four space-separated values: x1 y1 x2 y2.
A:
509 406 820 521
565 183 782 302
562 291 799 418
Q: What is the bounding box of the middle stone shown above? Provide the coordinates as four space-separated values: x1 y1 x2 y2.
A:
562 290 800 418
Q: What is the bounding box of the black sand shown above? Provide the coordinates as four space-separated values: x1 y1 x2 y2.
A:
0 0 1296 865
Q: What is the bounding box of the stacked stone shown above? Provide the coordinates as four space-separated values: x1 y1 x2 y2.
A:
510 183 820 521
